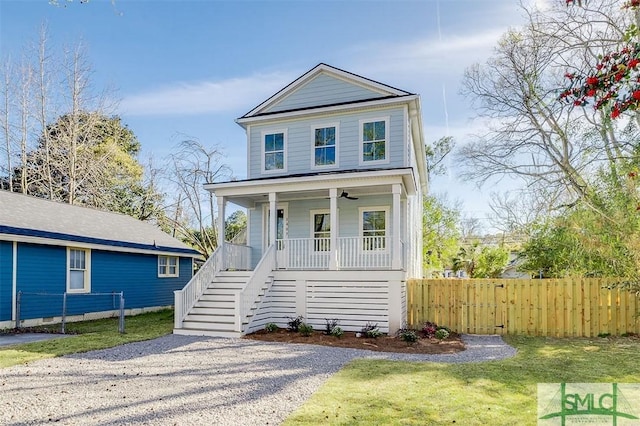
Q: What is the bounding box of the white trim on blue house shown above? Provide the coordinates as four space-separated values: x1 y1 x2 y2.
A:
0 233 197 258
66 247 91 293
261 128 288 174
358 116 390 166
359 205 390 253
12 241 16 322
310 122 340 171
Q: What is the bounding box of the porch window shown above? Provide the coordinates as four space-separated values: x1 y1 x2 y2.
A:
313 124 338 168
67 248 90 293
311 210 330 251
263 130 286 172
158 255 179 277
360 118 388 164
360 208 388 250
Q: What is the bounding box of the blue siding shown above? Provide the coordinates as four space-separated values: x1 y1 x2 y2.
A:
248 106 407 179
0 241 12 322
265 74 384 113
91 250 192 310
13 242 193 321
16 243 67 319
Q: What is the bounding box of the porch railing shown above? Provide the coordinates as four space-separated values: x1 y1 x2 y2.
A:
236 243 276 332
173 245 222 329
338 236 391 269
222 243 251 271
277 236 396 270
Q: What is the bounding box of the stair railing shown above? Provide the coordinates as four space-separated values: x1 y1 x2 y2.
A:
235 244 276 332
174 246 222 329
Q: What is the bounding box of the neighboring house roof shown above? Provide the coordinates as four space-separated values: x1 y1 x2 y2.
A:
0 190 199 256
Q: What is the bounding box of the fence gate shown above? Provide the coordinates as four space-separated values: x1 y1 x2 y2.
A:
459 280 507 335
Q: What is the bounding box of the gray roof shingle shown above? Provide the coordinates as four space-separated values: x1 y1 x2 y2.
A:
0 190 199 256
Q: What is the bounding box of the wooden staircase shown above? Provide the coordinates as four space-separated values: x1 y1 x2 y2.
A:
173 271 251 338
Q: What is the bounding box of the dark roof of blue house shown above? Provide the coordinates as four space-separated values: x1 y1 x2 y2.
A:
0 190 199 256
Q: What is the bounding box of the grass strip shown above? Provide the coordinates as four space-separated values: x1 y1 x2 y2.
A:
284 335 640 425
0 309 174 368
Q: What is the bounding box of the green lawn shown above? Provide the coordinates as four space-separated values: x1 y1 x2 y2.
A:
283 335 640 425
0 309 174 368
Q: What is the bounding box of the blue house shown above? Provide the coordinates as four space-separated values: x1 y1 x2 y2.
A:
0 190 200 328
174 64 427 337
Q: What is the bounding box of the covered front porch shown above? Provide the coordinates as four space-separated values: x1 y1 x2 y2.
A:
209 168 418 273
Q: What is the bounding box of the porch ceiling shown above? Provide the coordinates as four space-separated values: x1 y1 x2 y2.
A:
206 168 417 208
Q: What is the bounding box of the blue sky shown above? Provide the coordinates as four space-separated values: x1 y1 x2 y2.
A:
0 0 536 226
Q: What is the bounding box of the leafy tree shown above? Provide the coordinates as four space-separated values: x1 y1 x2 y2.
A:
5 112 164 220
422 195 461 277
425 136 454 178
474 246 510 279
225 210 247 243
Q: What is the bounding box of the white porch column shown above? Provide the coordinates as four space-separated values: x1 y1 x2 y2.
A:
392 184 402 270
217 196 226 248
329 188 338 270
269 192 277 246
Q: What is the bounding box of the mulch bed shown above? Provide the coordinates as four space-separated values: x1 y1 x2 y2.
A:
243 328 465 354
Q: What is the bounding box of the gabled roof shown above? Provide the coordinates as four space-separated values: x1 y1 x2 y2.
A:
0 190 199 256
238 63 416 121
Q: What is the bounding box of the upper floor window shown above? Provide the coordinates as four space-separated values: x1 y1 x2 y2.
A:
312 124 338 168
360 118 389 165
158 255 179 277
68 247 91 293
262 130 287 172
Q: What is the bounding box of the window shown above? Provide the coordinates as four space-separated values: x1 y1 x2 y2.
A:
360 118 389 164
311 210 330 251
67 248 90 293
312 124 338 168
360 207 388 250
158 256 179 277
262 130 286 172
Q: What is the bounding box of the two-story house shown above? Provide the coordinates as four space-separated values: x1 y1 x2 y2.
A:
174 64 427 337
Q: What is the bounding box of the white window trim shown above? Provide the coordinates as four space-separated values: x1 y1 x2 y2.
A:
310 209 331 252
358 206 390 252
66 247 91 293
310 122 339 170
359 117 390 166
158 255 179 278
261 129 288 174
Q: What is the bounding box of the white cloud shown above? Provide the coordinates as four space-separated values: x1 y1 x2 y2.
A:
119 71 297 116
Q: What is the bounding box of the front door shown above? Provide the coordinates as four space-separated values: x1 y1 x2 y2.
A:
264 204 288 267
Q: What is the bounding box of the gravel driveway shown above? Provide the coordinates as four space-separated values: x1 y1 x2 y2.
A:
0 334 516 425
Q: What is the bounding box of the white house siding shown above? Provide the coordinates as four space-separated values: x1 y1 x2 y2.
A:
247 106 408 179
244 270 406 334
264 74 385 114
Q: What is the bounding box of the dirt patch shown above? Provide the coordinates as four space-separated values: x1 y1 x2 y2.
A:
243 328 465 354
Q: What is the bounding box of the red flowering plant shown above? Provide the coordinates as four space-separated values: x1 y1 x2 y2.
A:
561 1 640 118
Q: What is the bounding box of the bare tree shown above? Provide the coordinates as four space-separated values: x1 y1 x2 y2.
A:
164 138 231 257
457 1 637 211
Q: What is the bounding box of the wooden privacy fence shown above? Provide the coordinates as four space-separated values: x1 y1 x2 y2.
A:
407 278 640 337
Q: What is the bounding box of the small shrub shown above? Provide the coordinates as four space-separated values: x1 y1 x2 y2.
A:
299 322 314 337
330 326 344 338
324 318 340 335
435 329 450 340
397 328 418 344
265 323 278 333
422 321 438 338
436 325 451 334
287 316 304 332
361 322 382 339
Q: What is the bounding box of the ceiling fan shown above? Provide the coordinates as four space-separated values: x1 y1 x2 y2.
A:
339 191 358 200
